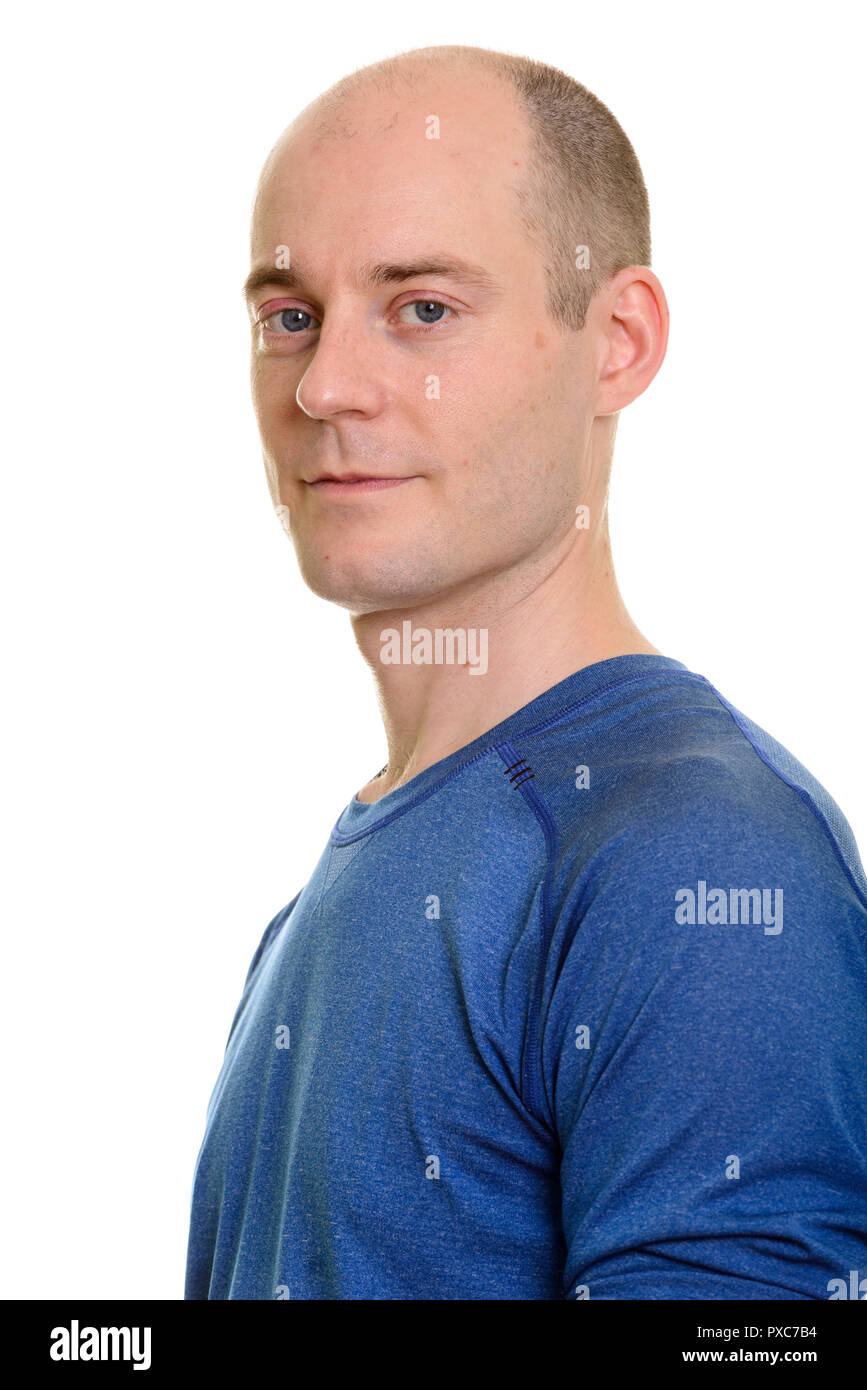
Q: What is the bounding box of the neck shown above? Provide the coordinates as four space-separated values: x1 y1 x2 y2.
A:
350 514 660 803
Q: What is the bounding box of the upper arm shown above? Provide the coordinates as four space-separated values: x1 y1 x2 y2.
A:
543 811 867 1300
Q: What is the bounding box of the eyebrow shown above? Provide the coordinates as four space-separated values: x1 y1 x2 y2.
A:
242 256 500 300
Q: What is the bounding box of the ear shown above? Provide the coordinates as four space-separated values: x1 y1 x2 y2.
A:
593 267 669 417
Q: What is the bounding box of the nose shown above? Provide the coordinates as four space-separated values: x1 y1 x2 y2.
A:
295 308 387 421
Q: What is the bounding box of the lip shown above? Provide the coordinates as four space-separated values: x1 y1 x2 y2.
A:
306 475 418 495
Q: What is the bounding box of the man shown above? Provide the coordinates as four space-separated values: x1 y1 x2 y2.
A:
184 44 867 1300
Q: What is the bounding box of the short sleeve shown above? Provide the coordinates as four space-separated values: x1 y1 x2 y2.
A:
541 807 867 1300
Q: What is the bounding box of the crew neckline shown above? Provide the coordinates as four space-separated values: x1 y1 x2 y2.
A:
332 653 693 843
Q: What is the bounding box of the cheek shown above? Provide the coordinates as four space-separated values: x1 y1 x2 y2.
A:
262 452 279 501
443 387 575 529
249 363 268 430
250 358 296 429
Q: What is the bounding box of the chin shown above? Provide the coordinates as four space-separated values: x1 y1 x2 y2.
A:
295 544 457 614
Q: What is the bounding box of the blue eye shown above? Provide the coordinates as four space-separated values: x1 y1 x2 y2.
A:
256 297 459 346
264 308 316 334
393 299 459 331
413 301 447 324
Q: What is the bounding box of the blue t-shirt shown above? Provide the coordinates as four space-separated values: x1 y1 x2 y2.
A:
184 655 867 1299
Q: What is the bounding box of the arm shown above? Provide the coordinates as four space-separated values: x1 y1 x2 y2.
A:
542 815 867 1300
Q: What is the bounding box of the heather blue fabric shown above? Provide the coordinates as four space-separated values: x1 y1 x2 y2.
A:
184 655 867 1300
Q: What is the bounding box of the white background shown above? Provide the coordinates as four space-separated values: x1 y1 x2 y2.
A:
1 0 864 1298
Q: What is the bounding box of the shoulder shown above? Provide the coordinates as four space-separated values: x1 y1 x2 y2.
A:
516 678 867 1047
523 671 867 914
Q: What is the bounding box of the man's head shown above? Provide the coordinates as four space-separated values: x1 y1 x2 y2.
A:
245 45 667 615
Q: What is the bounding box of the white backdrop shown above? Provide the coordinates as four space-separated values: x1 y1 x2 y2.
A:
1 0 864 1298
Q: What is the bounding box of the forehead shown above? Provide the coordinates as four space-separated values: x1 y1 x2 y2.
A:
251 73 535 274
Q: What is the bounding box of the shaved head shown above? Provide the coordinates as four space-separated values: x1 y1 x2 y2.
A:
257 44 651 331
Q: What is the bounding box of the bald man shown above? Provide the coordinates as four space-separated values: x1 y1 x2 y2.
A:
184 45 867 1301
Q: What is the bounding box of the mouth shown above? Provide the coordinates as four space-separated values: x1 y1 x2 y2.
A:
306 474 418 496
